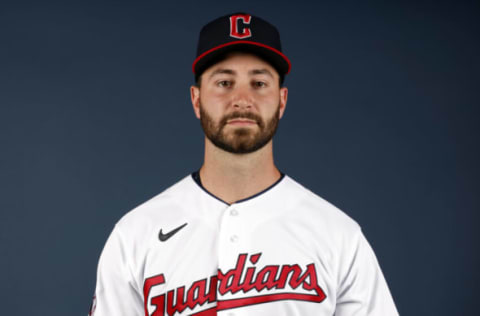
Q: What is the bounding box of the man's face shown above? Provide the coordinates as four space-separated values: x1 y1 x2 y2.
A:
191 52 288 154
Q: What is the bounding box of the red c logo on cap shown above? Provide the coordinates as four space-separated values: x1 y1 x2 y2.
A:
229 14 252 39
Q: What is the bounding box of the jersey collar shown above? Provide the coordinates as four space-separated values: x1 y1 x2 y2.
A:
191 171 285 206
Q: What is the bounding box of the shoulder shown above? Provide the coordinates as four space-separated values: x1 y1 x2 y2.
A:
113 174 196 234
279 175 361 235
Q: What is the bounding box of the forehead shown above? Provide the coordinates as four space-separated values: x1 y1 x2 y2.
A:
203 52 279 78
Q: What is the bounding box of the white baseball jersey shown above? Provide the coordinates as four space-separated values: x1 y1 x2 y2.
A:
90 173 399 316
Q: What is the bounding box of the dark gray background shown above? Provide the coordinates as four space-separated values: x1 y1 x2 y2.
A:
1 0 478 315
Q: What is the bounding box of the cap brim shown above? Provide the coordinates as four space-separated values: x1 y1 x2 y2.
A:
192 40 291 77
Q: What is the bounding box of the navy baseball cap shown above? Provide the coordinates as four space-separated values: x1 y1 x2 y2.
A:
193 13 291 82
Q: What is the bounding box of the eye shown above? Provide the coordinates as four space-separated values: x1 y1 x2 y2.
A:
252 81 267 88
217 80 232 88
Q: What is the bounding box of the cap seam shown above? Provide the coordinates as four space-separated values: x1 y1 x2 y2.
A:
192 40 291 74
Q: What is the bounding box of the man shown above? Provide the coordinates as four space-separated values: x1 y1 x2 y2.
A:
90 13 399 316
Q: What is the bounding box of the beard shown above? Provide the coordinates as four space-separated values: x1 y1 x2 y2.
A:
199 102 281 154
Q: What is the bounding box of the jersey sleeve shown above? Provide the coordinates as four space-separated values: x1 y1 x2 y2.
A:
335 229 399 316
90 225 144 316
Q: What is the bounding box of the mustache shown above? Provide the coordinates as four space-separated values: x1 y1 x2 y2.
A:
220 111 264 127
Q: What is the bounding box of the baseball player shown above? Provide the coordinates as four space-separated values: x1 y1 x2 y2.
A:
89 13 399 316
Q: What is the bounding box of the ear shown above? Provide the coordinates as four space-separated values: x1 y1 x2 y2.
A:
190 85 201 119
278 86 288 119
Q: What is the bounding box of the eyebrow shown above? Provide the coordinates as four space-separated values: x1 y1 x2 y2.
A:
248 69 274 78
208 68 274 80
208 69 236 79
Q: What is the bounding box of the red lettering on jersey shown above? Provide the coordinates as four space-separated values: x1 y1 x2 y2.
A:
229 14 252 39
143 274 165 316
143 253 326 315
144 275 217 316
150 295 166 316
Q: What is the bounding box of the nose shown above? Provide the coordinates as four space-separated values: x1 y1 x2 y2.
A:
231 85 253 110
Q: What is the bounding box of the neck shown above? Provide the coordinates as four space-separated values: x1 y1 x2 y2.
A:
199 138 281 204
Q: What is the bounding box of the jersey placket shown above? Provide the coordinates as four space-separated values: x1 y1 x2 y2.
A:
218 203 244 269
217 202 249 316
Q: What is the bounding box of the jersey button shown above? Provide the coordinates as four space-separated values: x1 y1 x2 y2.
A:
230 235 239 243
230 208 239 216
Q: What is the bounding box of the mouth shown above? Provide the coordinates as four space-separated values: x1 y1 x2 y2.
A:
226 118 257 126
